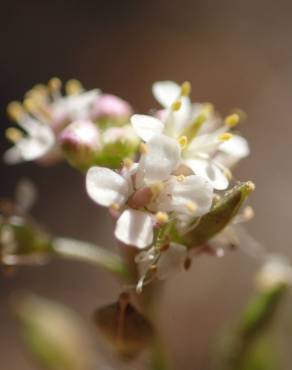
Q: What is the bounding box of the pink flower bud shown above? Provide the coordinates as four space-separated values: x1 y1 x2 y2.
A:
59 120 101 170
91 94 132 122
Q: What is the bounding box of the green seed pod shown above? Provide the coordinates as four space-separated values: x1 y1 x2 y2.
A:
94 293 153 359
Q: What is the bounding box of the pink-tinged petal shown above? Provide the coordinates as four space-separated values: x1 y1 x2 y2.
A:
114 209 153 249
131 114 164 142
86 166 130 207
143 134 181 183
186 159 229 190
152 81 181 108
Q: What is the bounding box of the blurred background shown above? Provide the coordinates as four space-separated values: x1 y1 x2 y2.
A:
1 0 292 369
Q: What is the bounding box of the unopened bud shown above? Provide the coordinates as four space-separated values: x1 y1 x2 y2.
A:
91 94 133 123
60 120 101 170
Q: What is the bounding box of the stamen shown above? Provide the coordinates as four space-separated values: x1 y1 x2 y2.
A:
7 101 25 122
224 168 232 181
110 202 120 211
65 79 83 95
181 112 207 142
23 98 38 114
123 157 134 168
150 182 164 198
178 135 188 149
218 133 233 142
185 201 197 213
171 99 182 112
149 264 158 273
139 143 148 154
176 174 186 182
180 81 191 96
5 127 23 143
155 212 169 224
48 77 62 92
225 113 240 128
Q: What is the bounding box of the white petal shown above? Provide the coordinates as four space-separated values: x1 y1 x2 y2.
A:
158 175 213 217
219 134 250 159
115 209 153 249
53 89 100 120
86 167 130 207
143 134 181 183
186 159 229 190
4 126 55 164
131 114 164 141
152 81 181 108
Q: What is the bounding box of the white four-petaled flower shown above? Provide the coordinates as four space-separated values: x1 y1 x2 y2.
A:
86 133 213 249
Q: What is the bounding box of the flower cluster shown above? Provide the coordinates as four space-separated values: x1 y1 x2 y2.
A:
4 78 253 290
85 80 252 289
5 78 138 169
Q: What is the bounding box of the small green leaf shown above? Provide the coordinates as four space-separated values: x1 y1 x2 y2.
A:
181 181 255 248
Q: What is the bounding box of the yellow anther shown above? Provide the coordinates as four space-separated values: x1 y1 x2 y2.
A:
178 135 188 149
65 79 83 95
180 81 191 96
224 168 232 181
218 132 233 142
155 211 169 224
48 77 62 92
5 127 23 143
110 203 120 211
203 102 214 114
7 101 24 121
123 157 134 168
185 201 197 213
150 182 164 198
176 174 186 182
139 143 148 154
23 98 38 113
225 113 240 128
171 99 182 112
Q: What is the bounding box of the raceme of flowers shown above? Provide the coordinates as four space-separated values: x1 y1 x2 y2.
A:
85 80 251 288
4 78 251 290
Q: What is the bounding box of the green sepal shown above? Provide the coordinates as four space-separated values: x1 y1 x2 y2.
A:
177 181 255 248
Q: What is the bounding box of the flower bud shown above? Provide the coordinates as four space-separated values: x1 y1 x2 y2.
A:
91 94 133 125
96 125 139 168
0 211 52 266
60 120 101 170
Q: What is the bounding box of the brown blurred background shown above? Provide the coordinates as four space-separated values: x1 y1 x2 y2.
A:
1 0 292 369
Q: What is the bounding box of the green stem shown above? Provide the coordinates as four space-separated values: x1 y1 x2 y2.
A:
52 237 129 279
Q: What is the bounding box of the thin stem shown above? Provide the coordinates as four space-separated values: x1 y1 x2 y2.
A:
52 237 129 279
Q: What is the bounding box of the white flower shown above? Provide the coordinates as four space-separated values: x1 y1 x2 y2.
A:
86 134 213 248
131 80 249 190
4 78 100 164
255 255 292 292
